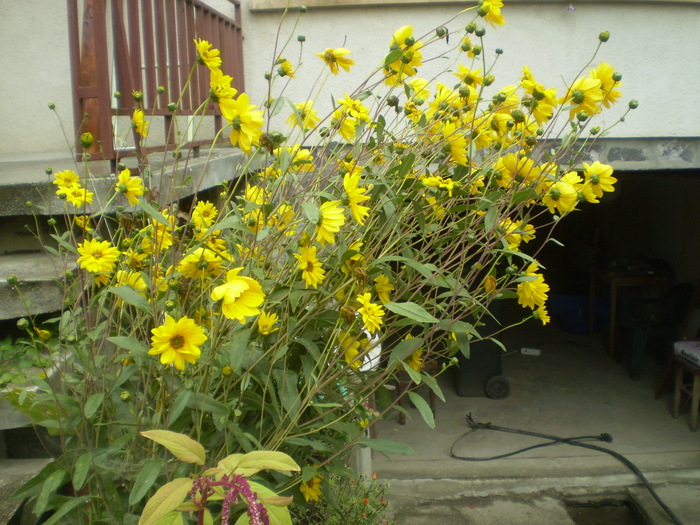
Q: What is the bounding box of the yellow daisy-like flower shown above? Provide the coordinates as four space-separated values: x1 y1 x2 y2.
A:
315 200 345 245
356 293 384 334
210 268 266 323
209 68 237 102
192 200 219 231
53 169 80 189
562 76 603 119
122 248 148 271
257 310 279 335
478 0 506 28
74 215 93 232
454 65 484 86
219 92 264 154
483 274 498 295
76 239 120 274
331 108 358 142
374 274 394 305
442 121 468 167
541 171 581 215
132 109 149 138
339 330 363 370
384 25 423 84
300 475 323 502
149 315 207 371
63 185 94 208
516 263 550 310
343 170 371 225
589 62 622 108
116 168 144 206
533 305 551 325
295 246 326 289
315 47 354 75
276 56 295 78
177 247 224 279
287 100 321 132
583 161 617 199
420 174 459 197
115 269 147 295
194 38 222 71
338 94 371 123
404 335 424 372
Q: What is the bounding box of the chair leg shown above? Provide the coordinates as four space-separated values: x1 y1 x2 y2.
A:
673 365 682 418
692 373 700 431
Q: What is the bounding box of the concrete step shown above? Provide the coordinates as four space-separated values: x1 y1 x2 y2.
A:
0 253 74 320
0 458 51 525
628 484 700 525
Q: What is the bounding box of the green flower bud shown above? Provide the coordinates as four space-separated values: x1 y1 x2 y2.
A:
461 42 471 52
167 102 177 112
7 274 19 287
495 48 503 55
47 218 57 227
45 167 53 175
297 34 306 42
157 85 165 94
510 109 525 123
524 135 537 147
492 92 507 105
599 31 610 43
459 86 471 99
165 300 176 311
436 26 448 39
612 72 622 82
405 36 415 47
264 71 271 80
80 132 94 148
172 149 182 160
222 365 233 376
629 99 639 109
114 91 121 99
475 26 486 38
48 103 56 110
465 22 477 33
472 45 482 56
576 110 589 122
132 90 143 102
119 391 131 402
590 126 601 135
277 66 288 77
387 95 400 107
25 200 34 208
298 5 307 12
16 317 30 331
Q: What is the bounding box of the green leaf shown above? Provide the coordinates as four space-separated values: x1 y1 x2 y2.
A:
108 335 149 356
235 482 293 525
34 469 67 517
301 201 319 224
83 392 104 419
108 286 151 312
388 337 423 365
138 478 193 525
138 197 171 227
226 328 252 373
385 302 439 323
422 373 446 403
374 256 436 279
151 512 185 525
140 430 206 466
41 496 91 525
129 459 163 506
356 437 414 455
72 452 93 491
235 451 301 475
384 48 403 68
169 390 191 423
408 391 435 429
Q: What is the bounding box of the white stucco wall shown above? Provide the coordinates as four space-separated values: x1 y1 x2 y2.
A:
1 1 698 157
241 1 700 139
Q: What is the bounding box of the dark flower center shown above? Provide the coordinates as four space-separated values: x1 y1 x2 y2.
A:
170 335 185 350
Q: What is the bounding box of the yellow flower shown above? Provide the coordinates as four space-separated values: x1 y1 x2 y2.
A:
442 121 468 167
149 315 207 371
374 274 394 304
339 330 363 370
220 92 264 154
404 335 424 372
53 169 80 189
356 293 384 334
315 47 354 75
194 38 222 71
533 305 551 325
287 100 321 132
583 161 616 198
276 56 295 78
331 108 357 141
589 62 622 108
257 311 279 335
483 274 497 294
34 328 51 342
115 269 147 300
132 109 149 137
338 94 370 122
562 76 603 119
210 268 266 323
384 25 423 84
116 168 144 206
315 200 345 245
300 475 323 502
177 247 224 279
76 239 120 274
295 246 325 289
192 200 219 230
516 263 550 310
541 171 581 215
454 65 483 86
122 248 148 271
421 174 458 197
64 185 94 208
478 0 506 28
74 215 93 231
343 170 371 225
209 68 237 102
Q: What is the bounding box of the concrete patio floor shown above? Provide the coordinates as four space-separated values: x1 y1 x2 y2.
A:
373 319 700 524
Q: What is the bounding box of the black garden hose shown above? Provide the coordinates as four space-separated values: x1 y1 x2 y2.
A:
448 414 683 525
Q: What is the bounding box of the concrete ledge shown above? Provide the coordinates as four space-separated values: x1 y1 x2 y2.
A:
0 147 253 216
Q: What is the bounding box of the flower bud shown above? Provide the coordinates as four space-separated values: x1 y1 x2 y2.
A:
157 85 165 94
222 365 233 376
612 72 622 82
172 149 182 160
492 92 507 105
7 274 19 286
436 26 448 39
297 35 306 42
524 135 537 147
461 42 471 52
576 110 589 122
25 200 34 208
167 102 177 112
459 86 471 99
465 22 477 33
48 103 56 110
47 218 57 227
472 45 482 56
405 36 415 47
165 300 176 311
475 26 486 37
599 31 610 43
264 72 271 80
510 109 525 123
628 99 639 110
590 126 600 135
120 391 131 402
387 95 400 107
45 167 53 175
114 91 121 99
132 90 143 102
16 317 30 331
298 5 307 12
117 162 126 171
80 132 94 148
495 48 503 55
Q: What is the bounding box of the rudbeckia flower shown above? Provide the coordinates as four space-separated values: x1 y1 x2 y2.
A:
516 263 550 310
194 38 222 71
315 200 345 245
210 268 265 323
295 246 325 289
356 293 385 334
149 315 207 371
132 109 149 137
77 239 120 274
116 168 145 206
219 92 264 154
315 48 354 74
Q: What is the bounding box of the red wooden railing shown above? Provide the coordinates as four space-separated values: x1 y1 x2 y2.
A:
67 0 244 166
